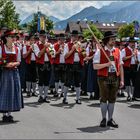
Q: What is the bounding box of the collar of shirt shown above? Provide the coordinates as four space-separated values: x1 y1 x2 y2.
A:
104 46 115 52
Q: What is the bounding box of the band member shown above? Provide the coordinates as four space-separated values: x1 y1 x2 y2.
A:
121 37 138 101
133 44 140 100
34 30 55 103
0 30 23 122
53 33 66 97
63 30 86 104
23 34 37 97
93 31 124 128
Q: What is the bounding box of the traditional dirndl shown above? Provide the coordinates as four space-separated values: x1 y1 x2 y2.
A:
0 68 23 112
87 60 99 98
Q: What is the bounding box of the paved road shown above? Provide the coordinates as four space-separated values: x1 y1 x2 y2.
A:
0 92 140 139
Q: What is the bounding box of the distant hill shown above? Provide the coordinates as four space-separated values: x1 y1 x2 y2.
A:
20 14 60 25
54 1 139 30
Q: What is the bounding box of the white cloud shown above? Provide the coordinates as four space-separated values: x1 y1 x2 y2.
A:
13 1 112 20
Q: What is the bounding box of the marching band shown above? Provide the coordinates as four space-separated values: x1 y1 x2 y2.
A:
0 27 140 127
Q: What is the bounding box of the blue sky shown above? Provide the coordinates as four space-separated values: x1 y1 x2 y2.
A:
13 1 113 20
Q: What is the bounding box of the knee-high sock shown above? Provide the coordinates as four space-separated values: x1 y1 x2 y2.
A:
7 112 11 117
44 86 49 98
75 87 81 100
131 86 134 97
55 82 59 93
32 82 36 93
61 82 64 93
126 86 131 97
39 86 44 97
63 86 68 99
100 103 108 119
108 103 115 121
26 81 31 92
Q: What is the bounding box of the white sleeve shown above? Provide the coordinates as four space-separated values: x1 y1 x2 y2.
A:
93 49 100 64
63 44 69 56
121 49 126 59
86 46 90 56
17 47 21 62
138 51 140 62
22 45 27 55
119 50 123 65
0 46 2 58
33 43 40 57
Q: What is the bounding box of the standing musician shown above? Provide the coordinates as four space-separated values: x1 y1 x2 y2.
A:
34 30 55 103
93 31 124 128
121 37 138 101
53 33 66 97
63 30 86 104
23 34 37 97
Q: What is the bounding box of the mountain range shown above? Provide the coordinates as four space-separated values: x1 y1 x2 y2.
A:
20 1 140 30
20 14 60 25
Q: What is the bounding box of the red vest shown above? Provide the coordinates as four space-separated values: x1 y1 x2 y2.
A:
36 42 53 64
36 42 45 64
65 42 84 65
54 42 62 64
25 45 32 64
123 47 132 67
97 48 120 77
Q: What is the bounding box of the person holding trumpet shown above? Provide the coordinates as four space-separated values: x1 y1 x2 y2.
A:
34 30 55 103
93 31 124 128
121 37 139 101
53 33 66 98
22 34 37 97
63 30 86 104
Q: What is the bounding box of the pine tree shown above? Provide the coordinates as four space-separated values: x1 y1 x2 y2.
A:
0 0 20 29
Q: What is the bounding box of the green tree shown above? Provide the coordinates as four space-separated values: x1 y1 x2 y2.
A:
27 13 53 34
118 23 135 38
0 0 20 29
83 23 103 40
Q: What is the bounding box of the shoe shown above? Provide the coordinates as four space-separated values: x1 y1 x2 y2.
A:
62 98 68 104
132 97 140 101
2 116 9 122
76 99 82 104
120 93 125 97
43 97 50 103
38 96 44 103
100 118 106 127
8 115 14 122
107 119 118 128
27 92 31 97
127 96 132 101
53 93 59 97
60 93 64 97
89 95 94 100
32 92 38 97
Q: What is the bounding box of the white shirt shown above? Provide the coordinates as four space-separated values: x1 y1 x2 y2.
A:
23 45 36 61
59 44 66 64
0 45 21 62
33 42 54 62
121 46 136 64
64 43 80 62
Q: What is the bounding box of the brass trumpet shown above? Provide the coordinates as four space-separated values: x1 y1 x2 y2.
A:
73 41 86 56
